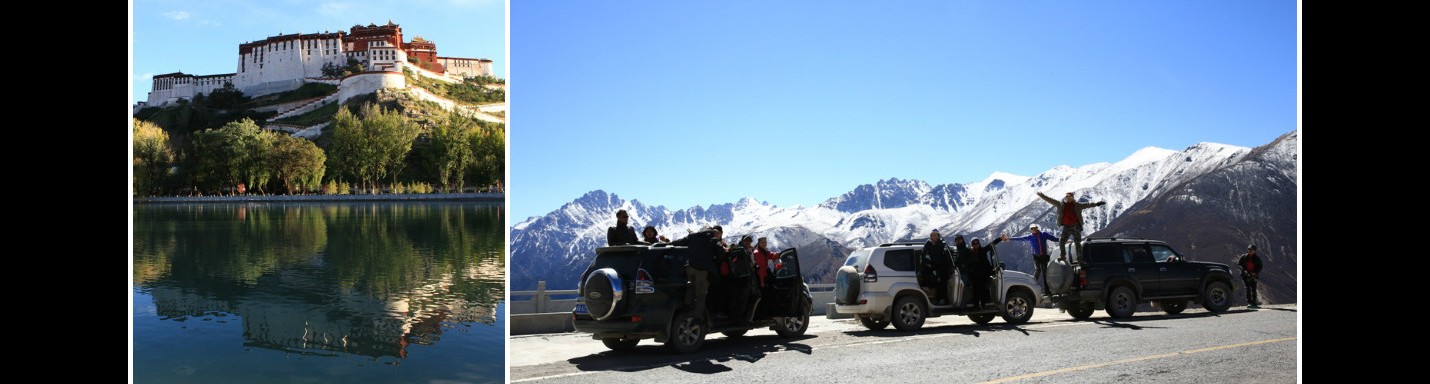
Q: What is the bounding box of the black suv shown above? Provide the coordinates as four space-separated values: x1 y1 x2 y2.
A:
572 243 813 353
1047 237 1234 319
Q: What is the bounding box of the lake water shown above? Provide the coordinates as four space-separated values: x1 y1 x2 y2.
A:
132 202 506 383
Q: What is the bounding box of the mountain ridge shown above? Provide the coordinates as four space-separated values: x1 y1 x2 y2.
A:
512 133 1297 304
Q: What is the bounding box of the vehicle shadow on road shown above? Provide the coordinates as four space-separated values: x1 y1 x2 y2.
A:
841 322 1048 338
1090 320 1166 330
566 334 816 374
1071 308 1261 326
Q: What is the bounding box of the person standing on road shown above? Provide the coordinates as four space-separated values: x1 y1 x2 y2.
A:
724 235 758 321
967 236 1003 308
923 229 956 305
1009 223 1060 296
1237 244 1264 309
606 209 640 246
952 234 973 303
671 226 722 318
1036 191 1106 259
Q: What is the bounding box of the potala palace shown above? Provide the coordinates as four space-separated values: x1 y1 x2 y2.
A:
143 21 495 107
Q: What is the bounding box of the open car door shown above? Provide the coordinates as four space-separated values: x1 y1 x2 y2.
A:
765 248 805 317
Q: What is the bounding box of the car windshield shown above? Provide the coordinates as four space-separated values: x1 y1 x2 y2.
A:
844 248 872 267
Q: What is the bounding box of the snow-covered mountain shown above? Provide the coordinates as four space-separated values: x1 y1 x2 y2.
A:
512 132 1297 297
1098 131 1298 305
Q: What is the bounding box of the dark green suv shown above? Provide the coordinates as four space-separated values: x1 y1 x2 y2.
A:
572 243 813 353
1048 237 1235 319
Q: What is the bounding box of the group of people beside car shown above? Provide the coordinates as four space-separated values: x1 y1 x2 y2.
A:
606 187 1266 316
921 191 1104 306
923 229 1005 308
606 209 784 320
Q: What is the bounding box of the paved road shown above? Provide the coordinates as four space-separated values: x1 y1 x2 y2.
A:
510 304 1298 383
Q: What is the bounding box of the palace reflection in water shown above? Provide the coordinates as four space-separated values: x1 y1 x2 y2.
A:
133 202 504 383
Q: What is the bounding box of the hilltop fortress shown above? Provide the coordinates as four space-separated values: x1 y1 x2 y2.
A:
145 21 494 107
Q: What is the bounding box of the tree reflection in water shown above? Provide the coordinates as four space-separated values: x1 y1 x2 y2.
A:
133 202 505 358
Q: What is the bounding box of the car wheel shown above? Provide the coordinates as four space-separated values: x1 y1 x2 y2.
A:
666 311 706 354
1202 281 1232 313
1160 299 1187 315
721 329 748 338
857 315 890 330
1001 289 1035 324
1067 302 1095 320
601 338 639 351
1105 286 1137 319
968 313 995 325
891 296 927 331
775 312 810 337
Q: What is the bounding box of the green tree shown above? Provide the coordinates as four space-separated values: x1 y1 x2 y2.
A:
133 119 173 196
191 118 271 195
326 103 419 193
206 82 248 109
345 58 364 76
322 62 343 77
468 124 505 190
241 125 275 194
426 112 477 192
272 135 327 194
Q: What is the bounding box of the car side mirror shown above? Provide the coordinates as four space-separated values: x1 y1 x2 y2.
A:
999 262 1006 269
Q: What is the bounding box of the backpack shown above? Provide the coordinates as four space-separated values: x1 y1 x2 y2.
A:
725 247 753 278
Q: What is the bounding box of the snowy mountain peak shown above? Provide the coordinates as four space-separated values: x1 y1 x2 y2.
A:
572 190 621 209
980 171 1029 185
968 172 1028 194
820 178 933 212
511 132 1297 293
735 196 762 208
1118 147 1177 167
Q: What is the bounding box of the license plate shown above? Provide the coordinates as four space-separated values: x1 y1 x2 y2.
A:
634 280 654 294
573 303 588 315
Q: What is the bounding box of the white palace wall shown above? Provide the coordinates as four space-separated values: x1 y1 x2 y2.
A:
235 36 347 98
338 72 406 105
146 74 235 106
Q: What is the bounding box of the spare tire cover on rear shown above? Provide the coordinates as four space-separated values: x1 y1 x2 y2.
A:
1046 259 1074 294
583 268 623 320
835 265 861 305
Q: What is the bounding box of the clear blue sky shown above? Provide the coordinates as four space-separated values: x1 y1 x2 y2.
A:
510 1 1298 222
130 0 505 105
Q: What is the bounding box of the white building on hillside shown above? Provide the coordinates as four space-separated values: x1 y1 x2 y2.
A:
144 21 496 108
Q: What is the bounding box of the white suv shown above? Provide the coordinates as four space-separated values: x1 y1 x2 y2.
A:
833 241 1040 331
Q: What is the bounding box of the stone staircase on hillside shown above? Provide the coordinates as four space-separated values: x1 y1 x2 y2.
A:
269 92 339 121
260 91 339 139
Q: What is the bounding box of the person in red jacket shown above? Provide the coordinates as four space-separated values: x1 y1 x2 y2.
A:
1237 244 1264 309
1036 191 1106 259
752 237 782 288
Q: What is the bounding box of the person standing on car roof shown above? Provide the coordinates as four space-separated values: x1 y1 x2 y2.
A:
606 209 640 246
1237 244 1264 309
1036 191 1106 260
1009 223 1059 296
923 229 956 305
967 236 1003 308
